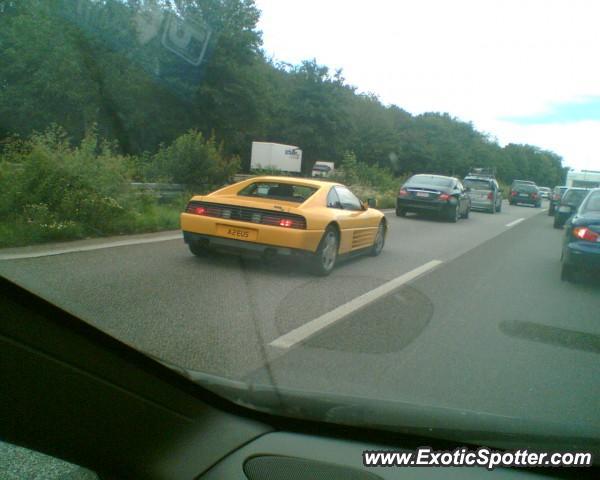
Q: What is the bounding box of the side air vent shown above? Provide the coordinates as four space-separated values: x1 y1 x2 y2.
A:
243 455 382 480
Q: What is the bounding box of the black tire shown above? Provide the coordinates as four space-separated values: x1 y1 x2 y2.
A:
509 201 515 206
396 206 406 217
188 242 209 257
369 222 386 256
448 205 459 223
490 205 496 214
553 217 563 229
311 226 339 276
496 201 502 213
560 262 576 282
462 205 470 219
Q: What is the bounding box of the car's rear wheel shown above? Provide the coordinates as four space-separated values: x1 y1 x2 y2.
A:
396 206 406 217
448 205 459 223
553 217 562 229
496 201 502 213
560 262 576 282
462 205 470 219
369 222 386 257
188 242 209 257
311 226 339 276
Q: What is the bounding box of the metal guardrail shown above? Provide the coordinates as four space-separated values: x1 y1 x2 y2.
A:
130 182 185 201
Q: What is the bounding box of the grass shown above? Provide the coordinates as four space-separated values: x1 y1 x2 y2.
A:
0 201 184 249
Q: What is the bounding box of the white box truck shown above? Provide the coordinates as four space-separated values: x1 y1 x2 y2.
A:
566 170 600 189
250 142 302 173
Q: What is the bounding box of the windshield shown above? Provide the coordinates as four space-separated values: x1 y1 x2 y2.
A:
405 176 454 188
238 182 317 202
580 191 600 213
464 178 492 190
1 0 599 462
514 184 538 193
563 189 590 205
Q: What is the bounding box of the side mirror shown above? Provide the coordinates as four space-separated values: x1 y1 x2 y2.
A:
366 198 377 208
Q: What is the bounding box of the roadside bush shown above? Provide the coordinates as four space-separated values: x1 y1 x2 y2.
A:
0 127 241 247
150 130 240 188
0 126 140 246
330 151 404 208
1 126 134 232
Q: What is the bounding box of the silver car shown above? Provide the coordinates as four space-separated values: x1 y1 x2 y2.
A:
463 176 503 213
538 187 552 199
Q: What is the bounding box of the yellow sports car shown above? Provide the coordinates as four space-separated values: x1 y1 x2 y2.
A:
180 176 387 275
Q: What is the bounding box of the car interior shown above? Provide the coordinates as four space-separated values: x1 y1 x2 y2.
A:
2 276 595 480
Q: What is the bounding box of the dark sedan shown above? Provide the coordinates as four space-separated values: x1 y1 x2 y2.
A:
553 188 590 229
509 183 541 207
560 188 600 282
396 174 471 222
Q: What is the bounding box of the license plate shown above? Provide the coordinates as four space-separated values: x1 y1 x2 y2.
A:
416 192 429 198
519 193 528 197
217 225 257 241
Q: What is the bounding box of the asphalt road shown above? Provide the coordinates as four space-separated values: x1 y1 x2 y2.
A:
2 199 599 431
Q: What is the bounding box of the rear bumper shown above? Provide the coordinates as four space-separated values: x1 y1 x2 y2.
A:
180 213 322 253
396 197 454 214
510 197 539 205
183 231 311 256
470 198 494 210
563 242 600 270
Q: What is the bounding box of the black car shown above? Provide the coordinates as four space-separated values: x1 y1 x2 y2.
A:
560 188 600 282
509 183 541 207
548 185 568 216
396 174 471 222
510 179 536 197
553 188 590 229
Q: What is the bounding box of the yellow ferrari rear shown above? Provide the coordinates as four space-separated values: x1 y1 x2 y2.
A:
180 176 333 256
180 176 386 275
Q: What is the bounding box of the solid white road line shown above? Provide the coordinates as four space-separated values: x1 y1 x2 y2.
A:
269 259 443 349
0 233 182 261
505 218 525 228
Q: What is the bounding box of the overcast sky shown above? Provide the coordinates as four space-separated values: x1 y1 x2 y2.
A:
254 0 600 171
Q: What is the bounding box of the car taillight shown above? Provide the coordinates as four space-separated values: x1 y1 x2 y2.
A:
573 227 600 242
398 189 409 197
487 192 494 200
186 204 206 215
531 193 538 199
511 191 517 196
262 215 306 229
439 193 451 201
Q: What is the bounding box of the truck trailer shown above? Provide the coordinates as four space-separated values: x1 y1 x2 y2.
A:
250 142 302 173
566 170 600 189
